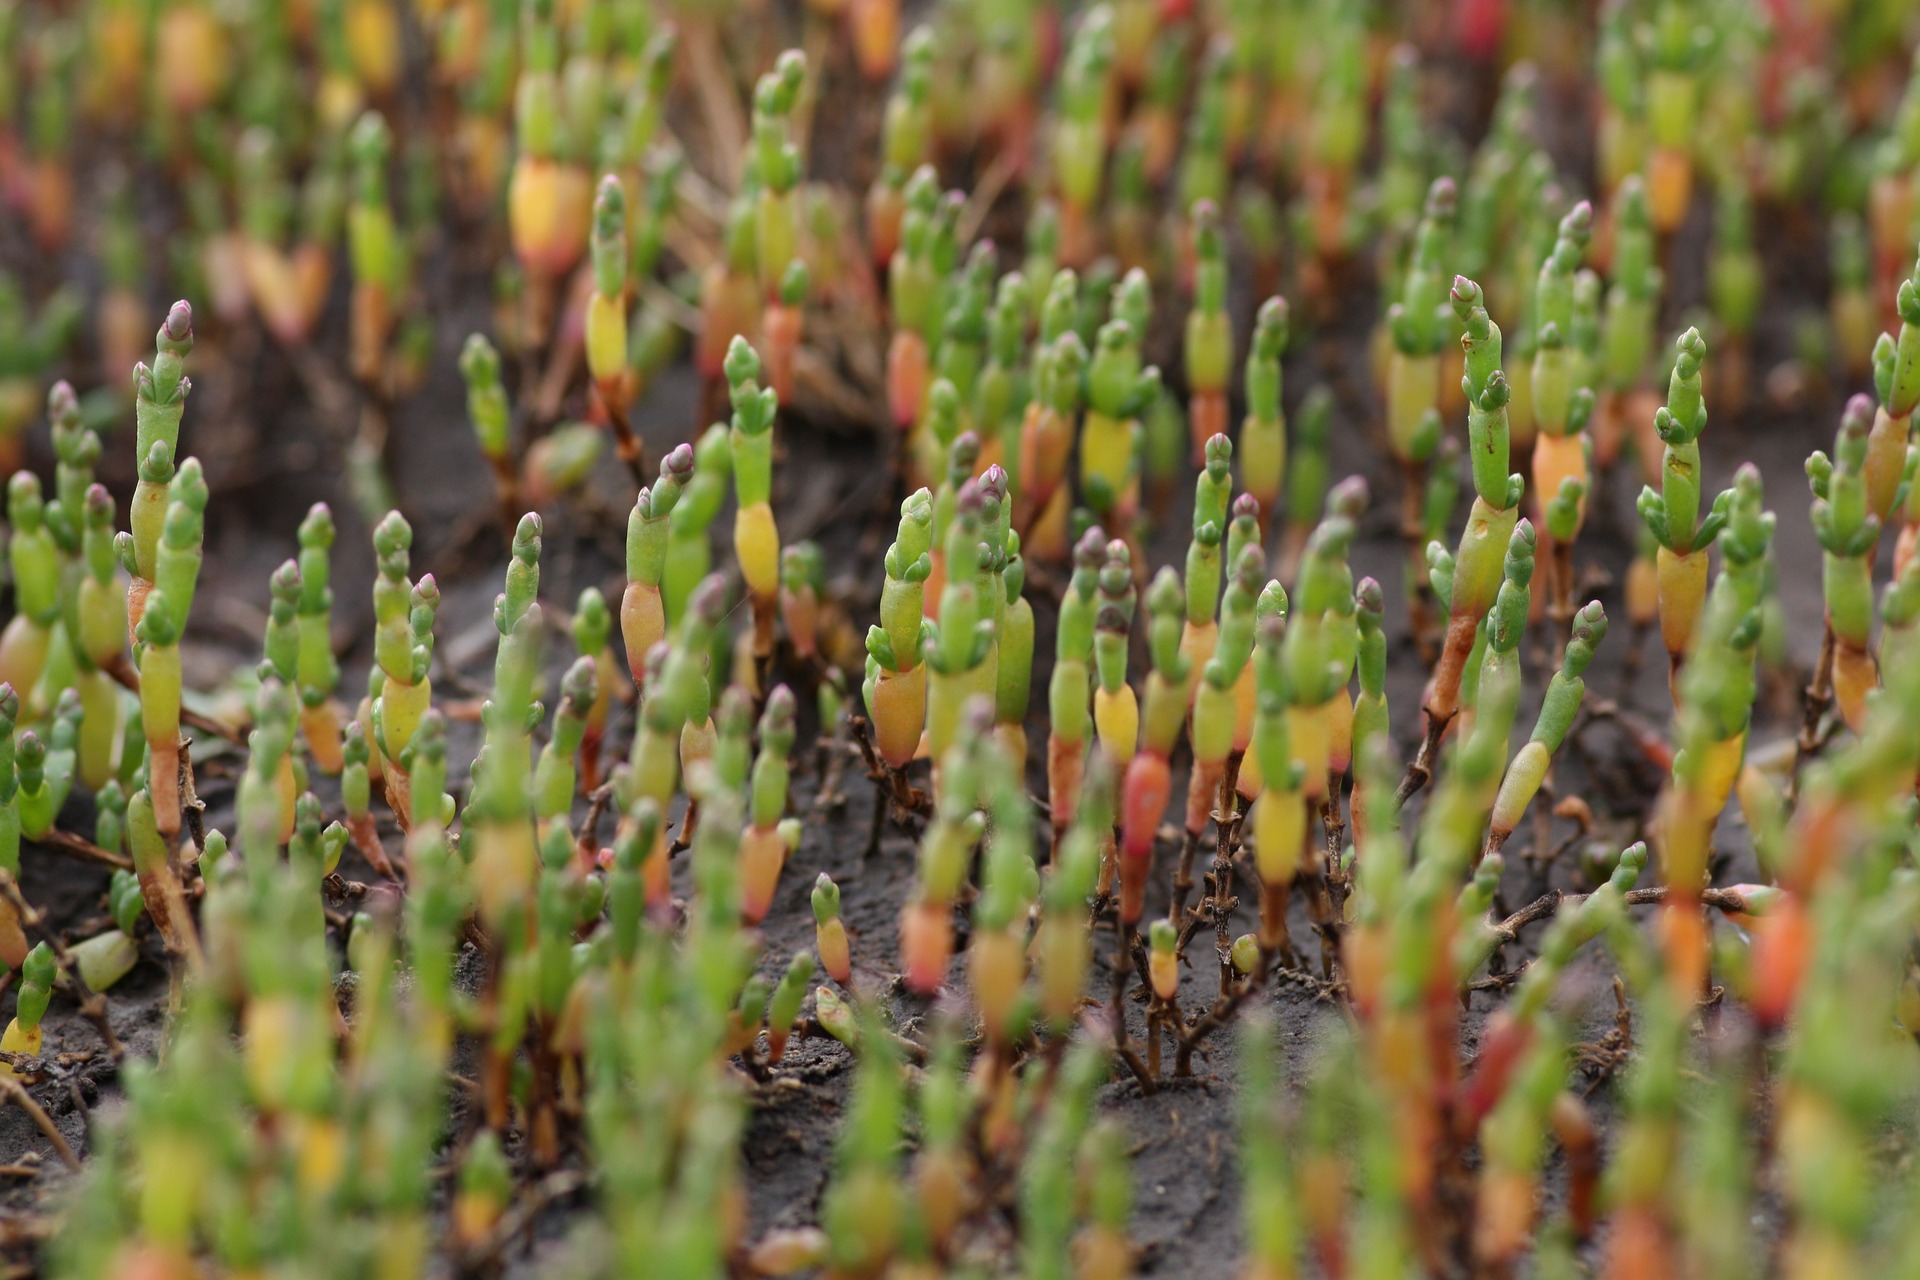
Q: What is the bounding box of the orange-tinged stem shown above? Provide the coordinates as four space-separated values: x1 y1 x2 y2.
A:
1749 894 1810 1028
816 918 851 986
1047 733 1085 849
970 929 1024 1045
1119 752 1171 923
875 660 925 771
900 898 950 994
1832 640 1877 732
738 825 787 924
1188 390 1228 467
1647 146 1692 235
887 330 929 432
1655 545 1708 679
764 302 802 404
1183 757 1224 837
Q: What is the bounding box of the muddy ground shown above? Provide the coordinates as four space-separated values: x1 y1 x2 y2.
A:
0 23 1870 1280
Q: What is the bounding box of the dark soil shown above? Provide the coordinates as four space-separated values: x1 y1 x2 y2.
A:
0 21 1862 1280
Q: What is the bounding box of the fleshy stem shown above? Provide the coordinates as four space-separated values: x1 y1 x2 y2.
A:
864 488 935 776
1118 568 1189 926
584 174 646 484
1637 326 1729 701
727 337 782 676
1240 296 1289 531
294 503 344 775
1184 201 1231 466
1807 394 1883 734
1387 179 1456 645
621 441 695 683
1046 528 1107 855
1529 202 1596 628
1485 601 1607 858
751 52 808 405
1411 277 1524 803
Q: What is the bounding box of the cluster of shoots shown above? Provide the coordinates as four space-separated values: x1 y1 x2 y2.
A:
5 4 1920 1279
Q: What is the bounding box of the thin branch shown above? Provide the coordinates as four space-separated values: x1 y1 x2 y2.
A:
1484 882 1766 951
179 738 207 854
1788 621 1837 806
1394 710 1451 810
0 1076 80 1171
463 1169 590 1269
35 829 131 871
